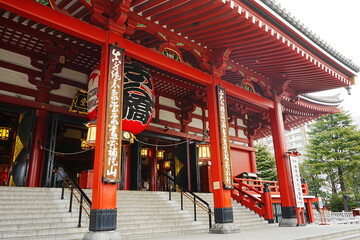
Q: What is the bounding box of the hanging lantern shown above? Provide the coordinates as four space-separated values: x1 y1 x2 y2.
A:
163 160 171 169
198 143 211 165
122 62 154 135
141 148 149 158
80 138 88 150
0 127 11 141
156 150 165 160
85 122 97 146
87 62 154 135
198 143 211 160
87 67 100 121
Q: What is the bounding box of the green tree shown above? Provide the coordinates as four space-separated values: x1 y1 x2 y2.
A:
255 145 277 181
303 111 360 211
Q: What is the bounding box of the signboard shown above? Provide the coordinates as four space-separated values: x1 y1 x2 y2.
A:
102 44 125 183
69 89 88 114
217 85 233 189
289 155 305 208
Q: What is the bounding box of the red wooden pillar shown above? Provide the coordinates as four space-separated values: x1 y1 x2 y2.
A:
207 79 239 233
149 154 157 191
269 99 297 226
248 137 257 173
27 82 51 187
123 145 131 190
26 109 49 187
85 30 122 237
306 200 315 223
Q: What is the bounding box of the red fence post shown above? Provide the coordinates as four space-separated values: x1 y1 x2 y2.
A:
262 183 274 223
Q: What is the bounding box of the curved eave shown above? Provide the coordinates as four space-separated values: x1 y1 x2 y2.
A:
255 0 359 74
282 96 340 114
299 94 343 106
129 0 355 94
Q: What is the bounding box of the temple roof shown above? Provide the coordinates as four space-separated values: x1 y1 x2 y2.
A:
259 0 359 73
0 0 357 140
300 93 343 106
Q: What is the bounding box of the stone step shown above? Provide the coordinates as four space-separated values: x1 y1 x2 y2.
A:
0 221 81 231
295 228 360 240
0 226 88 239
0 187 272 240
7 232 87 240
0 217 81 225
332 233 360 240
119 224 207 236
123 228 208 240
0 212 80 219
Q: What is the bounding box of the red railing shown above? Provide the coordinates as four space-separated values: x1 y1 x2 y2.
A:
232 178 274 222
232 178 311 223
233 178 309 196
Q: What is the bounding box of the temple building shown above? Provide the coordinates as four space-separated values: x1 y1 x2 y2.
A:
0 0 358 238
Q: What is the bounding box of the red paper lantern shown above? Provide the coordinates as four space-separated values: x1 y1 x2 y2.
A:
87 67 100 121
87 62 154 135
122 61 154 135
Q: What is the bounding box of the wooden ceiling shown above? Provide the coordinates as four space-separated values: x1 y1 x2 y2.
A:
0 0 354 139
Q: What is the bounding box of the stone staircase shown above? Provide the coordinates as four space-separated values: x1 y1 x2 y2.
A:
0 187 88 240
0 187 270 240
167 192 271 230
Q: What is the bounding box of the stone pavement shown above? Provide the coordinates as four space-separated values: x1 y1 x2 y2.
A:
147 224 360 240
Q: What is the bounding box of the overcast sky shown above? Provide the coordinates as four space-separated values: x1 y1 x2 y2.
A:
271 0 360 119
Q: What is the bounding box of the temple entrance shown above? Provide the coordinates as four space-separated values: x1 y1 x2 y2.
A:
131 133 193 192
0 109 19 186
0 105 36 187
42 114 92 187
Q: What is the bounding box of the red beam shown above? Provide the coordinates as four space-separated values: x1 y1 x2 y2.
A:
0 94 88 119
123 38 212 85
220 80 274 110
0 0 106 45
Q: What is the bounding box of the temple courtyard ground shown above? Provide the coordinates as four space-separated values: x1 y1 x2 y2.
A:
148 224 360 240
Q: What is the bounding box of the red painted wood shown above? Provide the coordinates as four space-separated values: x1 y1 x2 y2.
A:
91 31 122 210
149 155 157 191
26 109 49 187
248 138 257 173
153 0 210 22
0 0 106 45
122 38 212 85
269 100 296 207
220 80 274 110
162 1 224 28
207 78 233 209
123 145 131 190
0 94 88 119
231 148 251 175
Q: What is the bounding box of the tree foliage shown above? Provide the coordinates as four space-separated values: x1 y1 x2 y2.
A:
255 145 277 181
302 111 360 211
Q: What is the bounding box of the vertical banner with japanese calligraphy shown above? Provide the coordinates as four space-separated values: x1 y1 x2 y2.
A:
217 85 234 189
289 155 305 208
102 44 125 183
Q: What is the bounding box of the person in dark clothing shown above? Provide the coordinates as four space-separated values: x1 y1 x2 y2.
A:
55 166 67 187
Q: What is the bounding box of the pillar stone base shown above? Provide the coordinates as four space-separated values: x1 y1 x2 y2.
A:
89 209 117 231
210 222 240 234
279 206 297 227
279 218 298 227
83 231 121 240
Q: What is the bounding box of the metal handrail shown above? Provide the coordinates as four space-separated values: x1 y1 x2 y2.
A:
54 167 92 227
159 172 213 229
